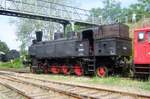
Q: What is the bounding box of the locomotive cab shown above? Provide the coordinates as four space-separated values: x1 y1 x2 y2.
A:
81 29 94 53
134 28 150 78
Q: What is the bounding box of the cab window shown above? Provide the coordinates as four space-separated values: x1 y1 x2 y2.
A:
138 32 145 41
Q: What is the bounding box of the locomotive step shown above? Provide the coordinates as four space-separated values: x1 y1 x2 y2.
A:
135 72 150 74
88 66 95 68
88 69 95 71
83 58 95 61
88 65 95 66
88 68 95 70
87 60 95 62
88 70 95 72
135 67 150 69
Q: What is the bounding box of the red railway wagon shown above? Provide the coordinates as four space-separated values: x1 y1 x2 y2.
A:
134 28 150 78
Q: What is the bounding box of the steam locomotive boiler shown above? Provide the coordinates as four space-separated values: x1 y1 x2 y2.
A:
28 23 132 77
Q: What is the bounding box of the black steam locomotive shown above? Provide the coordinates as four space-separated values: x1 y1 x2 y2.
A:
29 23 132 77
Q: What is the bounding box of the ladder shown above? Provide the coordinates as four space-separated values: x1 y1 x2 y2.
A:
87 56 96 75
134 64 150 80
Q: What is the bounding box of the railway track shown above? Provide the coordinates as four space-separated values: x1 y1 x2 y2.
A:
0 71 149 99
0 74 79 99
0 68 30 73
0 82 30 99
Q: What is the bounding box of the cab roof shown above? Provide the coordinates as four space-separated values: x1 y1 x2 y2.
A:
134 27 150 32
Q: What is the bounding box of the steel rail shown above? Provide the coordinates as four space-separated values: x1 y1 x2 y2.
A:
0 71 150 99
18 75 150 99
0 75 82 99
0 81 32 99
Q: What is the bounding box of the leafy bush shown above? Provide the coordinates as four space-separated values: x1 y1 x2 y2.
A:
0 40 9 53
0 58 23 69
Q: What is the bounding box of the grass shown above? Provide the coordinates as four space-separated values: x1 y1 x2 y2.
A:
0 58 23 69
35 74 150 91
90 76 150 91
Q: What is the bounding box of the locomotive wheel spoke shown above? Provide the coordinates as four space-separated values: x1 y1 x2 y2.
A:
44 68 48 74
38 63 48 74
43 64 48 74
74 64 84 76
96 66 108 77
61 65 70 75
31 68 36 74
50 65 60 74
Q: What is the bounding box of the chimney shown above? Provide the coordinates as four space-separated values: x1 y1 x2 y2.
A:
35 31 43 42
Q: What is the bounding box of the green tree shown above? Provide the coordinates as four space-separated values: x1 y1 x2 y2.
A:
138 0 150 11
10 0 76 53
0 40 9 53
89 0 123 24
127 0 150 22
102 0 122 20
89 0 150 24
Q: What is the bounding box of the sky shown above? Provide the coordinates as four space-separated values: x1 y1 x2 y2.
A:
0 0 137 50
0 16 21 50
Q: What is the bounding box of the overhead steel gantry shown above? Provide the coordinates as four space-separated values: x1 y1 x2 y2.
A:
0 0 100 28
